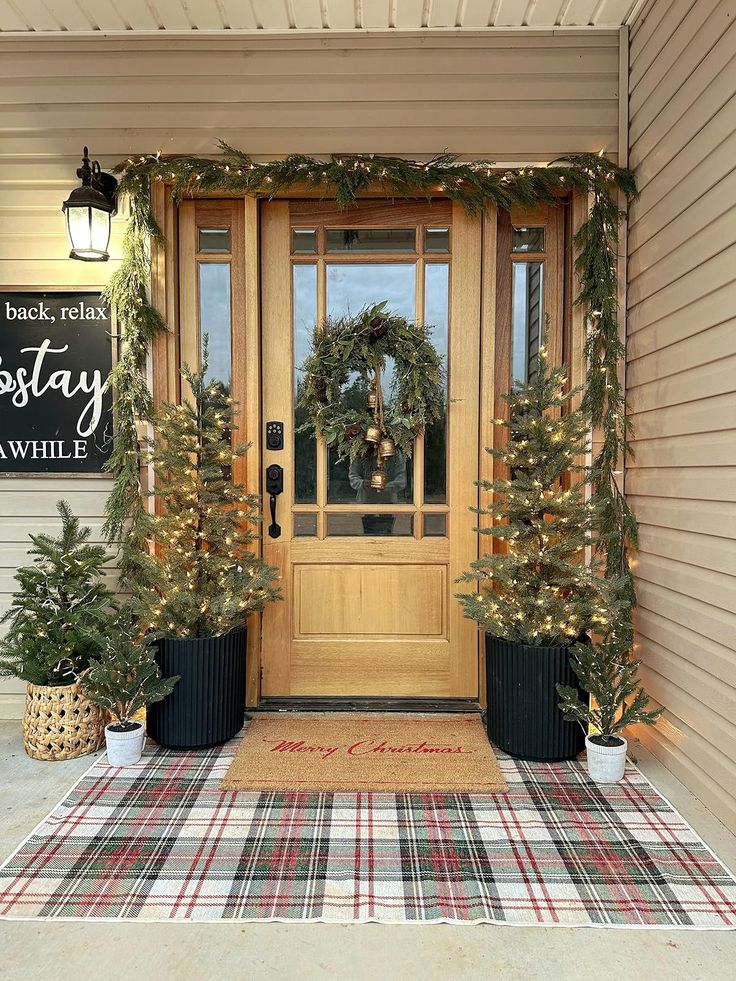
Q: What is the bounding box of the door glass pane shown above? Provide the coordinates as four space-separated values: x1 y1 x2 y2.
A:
294 513 318 537
326 263 416 505
425 227 450 252
512 261 544 384
198 228 231 253
423 513 447 537
423 262 449 503
326 263 415 321
293 263 318 503
326 228 416 253
327 513 414 537
513 227 544 252
198 262 231 391
292 229 317 254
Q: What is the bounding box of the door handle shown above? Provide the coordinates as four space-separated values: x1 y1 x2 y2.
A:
265 464 283 539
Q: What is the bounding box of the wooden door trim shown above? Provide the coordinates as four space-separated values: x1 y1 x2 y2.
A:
447 203 482 696
260 201 293 697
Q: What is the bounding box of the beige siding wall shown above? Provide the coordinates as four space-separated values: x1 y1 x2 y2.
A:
627 1 736 831
0 29 620 716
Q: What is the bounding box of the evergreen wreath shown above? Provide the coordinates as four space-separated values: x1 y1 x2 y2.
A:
298 301 444 463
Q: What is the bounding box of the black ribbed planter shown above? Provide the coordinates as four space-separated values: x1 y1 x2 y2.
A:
147 628 246 749
485 634 586 762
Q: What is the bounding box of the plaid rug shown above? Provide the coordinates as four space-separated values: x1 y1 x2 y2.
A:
1 734 735 927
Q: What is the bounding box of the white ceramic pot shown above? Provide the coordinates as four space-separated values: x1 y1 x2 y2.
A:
105 722 146 766
585 734 627 783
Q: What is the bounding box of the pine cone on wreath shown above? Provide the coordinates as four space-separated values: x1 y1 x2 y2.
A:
314 378 329 403
345 422 363 439
368 316 389 340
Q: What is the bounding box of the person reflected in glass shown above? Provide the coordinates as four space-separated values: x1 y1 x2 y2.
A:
349 448 407 535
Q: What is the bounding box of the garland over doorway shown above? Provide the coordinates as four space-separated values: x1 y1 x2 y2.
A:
103 142 638 621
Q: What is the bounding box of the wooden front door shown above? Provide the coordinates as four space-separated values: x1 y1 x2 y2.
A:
260 200 482 698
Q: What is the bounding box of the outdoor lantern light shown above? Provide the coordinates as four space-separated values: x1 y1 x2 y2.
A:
62 147 118 262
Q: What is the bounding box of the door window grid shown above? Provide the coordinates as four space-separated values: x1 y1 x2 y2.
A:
291 221 451 540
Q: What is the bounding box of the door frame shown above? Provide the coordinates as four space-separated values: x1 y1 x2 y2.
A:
149 184 584 707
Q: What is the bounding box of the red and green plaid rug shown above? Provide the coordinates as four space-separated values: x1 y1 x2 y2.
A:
1 734 735 927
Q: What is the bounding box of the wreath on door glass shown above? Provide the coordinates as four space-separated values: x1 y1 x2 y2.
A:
297 302 445 490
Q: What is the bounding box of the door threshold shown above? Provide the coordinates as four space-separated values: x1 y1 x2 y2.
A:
253 697 482 714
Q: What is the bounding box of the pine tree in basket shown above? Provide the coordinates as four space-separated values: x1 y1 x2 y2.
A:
0 500 116 686
83 607 179 730
456 344 622 647
134 347 281 639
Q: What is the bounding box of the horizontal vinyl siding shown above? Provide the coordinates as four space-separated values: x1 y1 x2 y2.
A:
627 0 736 832
0 480 114 718
0 29 620 717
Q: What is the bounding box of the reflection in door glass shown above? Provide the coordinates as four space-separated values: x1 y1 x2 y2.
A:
325 228 416 253
329 445 412 505
293 513 318 537
198 262 231 391
198 228 231 254
424 513 447 537
293 264 318 503
424 263 449 503
512 261 544 384
326 263 416 505
326 262 415 392
327 513 414 537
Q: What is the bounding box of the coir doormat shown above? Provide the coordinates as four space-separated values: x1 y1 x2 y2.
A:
221 713 507 793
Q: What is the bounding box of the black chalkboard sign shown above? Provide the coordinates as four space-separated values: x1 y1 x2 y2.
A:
0 292 113 473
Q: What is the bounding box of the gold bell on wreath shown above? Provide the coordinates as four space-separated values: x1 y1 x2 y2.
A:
365 425 381 444
370 468 388 492
367 389 378 410
378 437 396 459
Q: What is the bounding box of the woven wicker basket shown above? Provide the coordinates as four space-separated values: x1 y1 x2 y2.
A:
23 681 105 761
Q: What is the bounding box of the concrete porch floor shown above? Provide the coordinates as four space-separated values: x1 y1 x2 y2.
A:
1 721 734 981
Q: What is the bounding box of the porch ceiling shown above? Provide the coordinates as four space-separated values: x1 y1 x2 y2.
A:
0 0 644 34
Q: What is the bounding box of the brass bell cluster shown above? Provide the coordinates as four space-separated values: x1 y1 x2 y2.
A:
365 363 396 493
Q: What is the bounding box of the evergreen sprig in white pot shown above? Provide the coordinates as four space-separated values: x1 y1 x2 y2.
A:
105 720 147 766
557 628 663 784
585 733 628 783
82 608 179 768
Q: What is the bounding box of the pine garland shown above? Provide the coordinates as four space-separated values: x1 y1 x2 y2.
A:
104 144 637 630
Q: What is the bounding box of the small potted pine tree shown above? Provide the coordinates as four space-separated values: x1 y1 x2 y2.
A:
136 350 281 748
83 608 179 766
557 621 662 782
0 501 115 760
456 344 623 761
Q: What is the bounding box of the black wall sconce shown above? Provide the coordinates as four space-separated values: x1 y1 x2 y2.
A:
62 147 118 262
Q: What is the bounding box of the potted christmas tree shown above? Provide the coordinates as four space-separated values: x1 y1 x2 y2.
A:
83 607 179 766
557 622 662 782
457 345 622 761
135 351 281 748
0 501 115 760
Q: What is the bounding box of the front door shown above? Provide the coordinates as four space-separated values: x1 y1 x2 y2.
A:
260 200 482 698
